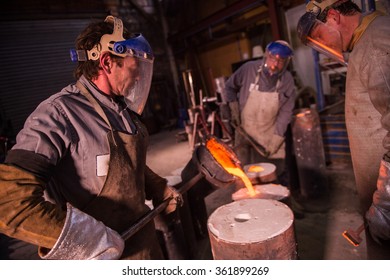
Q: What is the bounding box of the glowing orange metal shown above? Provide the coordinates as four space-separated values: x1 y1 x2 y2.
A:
248 165 264 173
307 37 344 61
206 137 257 196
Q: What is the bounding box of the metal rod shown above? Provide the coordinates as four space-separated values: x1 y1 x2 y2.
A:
231 122 269 157
121 172 204 241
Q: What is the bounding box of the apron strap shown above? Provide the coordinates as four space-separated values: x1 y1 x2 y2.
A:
255 68 281 92
76 81 117 146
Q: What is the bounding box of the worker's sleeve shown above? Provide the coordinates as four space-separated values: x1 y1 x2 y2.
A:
365 159 390 242
224 67 244 103
0 99 74 249
365 31 390 153
275 72 297 137
364 29 390 243
0 160 65 249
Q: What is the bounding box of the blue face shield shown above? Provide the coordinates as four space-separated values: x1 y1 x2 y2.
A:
262 41 293 77
70 16 154 114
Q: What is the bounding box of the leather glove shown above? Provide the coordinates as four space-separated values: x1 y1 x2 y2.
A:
365 159 390 244
159 185 183 215
267 134 285 156
40 203 124 260
229 101 241 126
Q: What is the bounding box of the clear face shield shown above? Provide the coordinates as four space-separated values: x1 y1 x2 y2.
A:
297 12 347 66
70 16 154 114
119 54 154 115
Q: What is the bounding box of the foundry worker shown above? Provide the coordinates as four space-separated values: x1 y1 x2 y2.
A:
224 40 296 185
297 0 390 258
0 16 181 260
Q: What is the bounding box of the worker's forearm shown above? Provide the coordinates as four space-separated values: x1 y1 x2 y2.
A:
0 164 65 249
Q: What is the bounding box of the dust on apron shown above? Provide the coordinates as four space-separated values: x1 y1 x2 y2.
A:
76 82 163 260
236 70 284 165
345 83 386 214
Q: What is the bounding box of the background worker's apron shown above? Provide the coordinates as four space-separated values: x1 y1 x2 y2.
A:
235 73 284 171
77 83 163 260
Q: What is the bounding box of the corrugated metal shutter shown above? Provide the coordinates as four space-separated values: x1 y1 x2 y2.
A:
0 19 90 136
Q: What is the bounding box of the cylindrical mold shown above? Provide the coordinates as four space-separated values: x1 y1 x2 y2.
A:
207 199 297 260
292 108 328 198
232 184 290 202
243 162 277 184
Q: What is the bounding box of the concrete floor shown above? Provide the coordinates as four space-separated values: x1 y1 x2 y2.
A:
146 128 367 260
0 127 367 260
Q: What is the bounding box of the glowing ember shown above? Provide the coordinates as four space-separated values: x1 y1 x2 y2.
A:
248 165 264 173
206 137 256 196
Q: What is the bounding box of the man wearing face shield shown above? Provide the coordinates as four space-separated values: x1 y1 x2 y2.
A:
0 16 182 260
297 0 390 258
224 40 296 187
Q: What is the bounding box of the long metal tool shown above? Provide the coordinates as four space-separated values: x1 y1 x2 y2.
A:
231 122 269 157
121 172 204 241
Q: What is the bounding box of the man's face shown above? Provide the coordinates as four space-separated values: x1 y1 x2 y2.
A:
309 20 343 53
108 54 153 114
265 53 288 75
111 56 140 97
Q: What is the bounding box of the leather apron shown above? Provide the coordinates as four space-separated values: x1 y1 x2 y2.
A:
236 71 284 165
76 82 163 260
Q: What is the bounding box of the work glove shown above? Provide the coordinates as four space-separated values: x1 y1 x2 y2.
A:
40 203 124 260
365 159 390 244
228 101 241 126
156 185 183 215
144 166 183 214
267 134 285 156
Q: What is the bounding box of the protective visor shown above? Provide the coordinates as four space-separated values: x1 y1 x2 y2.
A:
297 12 347 66
110 32 154 115
70 16 154 114
122 56 154 115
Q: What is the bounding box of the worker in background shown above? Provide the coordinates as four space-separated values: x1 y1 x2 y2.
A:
0 16 181 260
297 0 390 259
224 40 296 187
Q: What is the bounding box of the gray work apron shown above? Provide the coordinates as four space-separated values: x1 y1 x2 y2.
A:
236 71 284 165
77 82 163 260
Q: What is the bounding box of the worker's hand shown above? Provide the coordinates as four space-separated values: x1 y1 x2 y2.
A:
366 205 390 244
160 185 183 215
40 204 124 260
229 101 241 126
267 134 285 156
365 160 390 244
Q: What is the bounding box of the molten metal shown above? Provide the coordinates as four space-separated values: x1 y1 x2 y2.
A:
248 165 265 173
205 137 257 196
